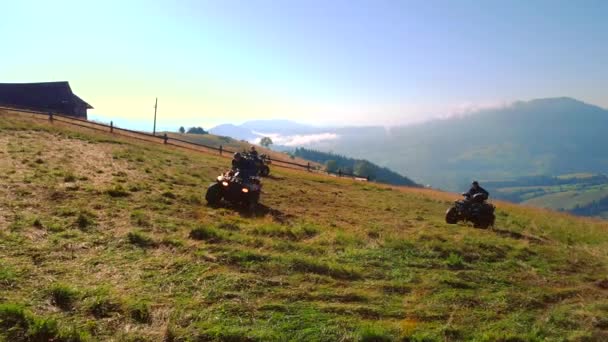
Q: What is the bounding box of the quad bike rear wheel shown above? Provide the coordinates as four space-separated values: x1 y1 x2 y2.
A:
473 214 495 229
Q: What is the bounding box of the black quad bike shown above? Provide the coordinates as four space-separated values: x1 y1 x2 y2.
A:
445 193 495 228
205 170 262 210
246 153 271 177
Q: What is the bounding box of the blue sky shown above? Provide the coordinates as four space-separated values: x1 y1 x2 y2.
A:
2 0 607 130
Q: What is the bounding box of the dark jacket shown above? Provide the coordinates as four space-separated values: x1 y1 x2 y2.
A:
232 158 257 178
465 185 489 198
232 158 249 170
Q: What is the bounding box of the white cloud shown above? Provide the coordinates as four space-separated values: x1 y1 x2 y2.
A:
252 131 339 146
437 100 513 120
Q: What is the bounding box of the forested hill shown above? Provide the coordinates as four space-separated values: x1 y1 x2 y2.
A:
293 147 419 187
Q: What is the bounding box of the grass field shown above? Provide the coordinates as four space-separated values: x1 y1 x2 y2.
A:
2 111 608 341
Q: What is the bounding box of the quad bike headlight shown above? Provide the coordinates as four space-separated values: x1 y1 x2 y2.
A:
222 181 229 187
242 188 249 193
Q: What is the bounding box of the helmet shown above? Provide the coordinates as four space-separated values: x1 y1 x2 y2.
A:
250 146 256 151
234 152 242 158
472 181 479 186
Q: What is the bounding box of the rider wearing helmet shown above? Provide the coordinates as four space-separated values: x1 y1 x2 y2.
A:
463 181 489 203
231 152 245 170
232 152 256 178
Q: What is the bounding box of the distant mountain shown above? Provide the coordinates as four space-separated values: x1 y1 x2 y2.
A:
209 123 258 141
208 98 608 192
240 120 320 135
304 97 608 191
209 120 320 141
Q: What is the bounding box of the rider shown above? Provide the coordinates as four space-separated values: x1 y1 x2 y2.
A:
249 146 259 158
463 181 489 203
231 152 247 170
231 152 256 178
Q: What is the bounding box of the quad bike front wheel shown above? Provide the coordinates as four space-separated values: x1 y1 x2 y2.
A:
260 166 270 177
445 207 459 224
205 183 223 205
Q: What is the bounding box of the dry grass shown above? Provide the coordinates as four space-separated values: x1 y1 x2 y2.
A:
1 112 608 341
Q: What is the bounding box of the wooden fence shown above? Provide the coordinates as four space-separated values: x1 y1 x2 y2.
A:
0 106 367 180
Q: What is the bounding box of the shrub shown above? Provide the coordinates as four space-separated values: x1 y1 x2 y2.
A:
75 211 95 230
162 191 177 199
127 231 157 248
64 174 77 182
130 211 151 228
218 222 240 231
289 257 361 280
224 250 269 265
50 284 79 310
127 300 152 324
32 217 44 229
160 238 184 248
446 252 465 270
0 303 28 333
0 304 87 341
357 325 393 342
88 295 122 318
189 226 222 242
0 266 18 287
26 316 59 341
253 224 320 241
106 185 130 198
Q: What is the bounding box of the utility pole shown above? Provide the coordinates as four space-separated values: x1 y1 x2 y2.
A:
153 97 158 135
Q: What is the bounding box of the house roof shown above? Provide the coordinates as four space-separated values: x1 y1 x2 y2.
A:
0 81 93 111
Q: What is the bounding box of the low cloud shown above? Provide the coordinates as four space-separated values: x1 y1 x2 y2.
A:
438 101 513 120
252 131 339 146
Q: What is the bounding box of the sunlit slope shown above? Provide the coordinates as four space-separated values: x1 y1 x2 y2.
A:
1 113 608 341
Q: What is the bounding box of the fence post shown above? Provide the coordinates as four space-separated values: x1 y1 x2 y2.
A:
307 162 311 172
163 133 168 144
219 145 223 156
48 112 53 122
110 121 114 133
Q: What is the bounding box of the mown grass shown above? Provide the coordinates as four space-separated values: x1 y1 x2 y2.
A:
1 112 608 340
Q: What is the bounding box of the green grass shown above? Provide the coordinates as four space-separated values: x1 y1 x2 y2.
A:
1 112 608 340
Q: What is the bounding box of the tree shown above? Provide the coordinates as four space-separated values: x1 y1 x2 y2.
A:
179 126 185 134
187 127 207 135
325 160 338 173
354 160 376 180
260 137 273 147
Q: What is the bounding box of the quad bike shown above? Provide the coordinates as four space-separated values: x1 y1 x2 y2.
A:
445 193 495 228
205 170 261 210
245 153 271 177
257 154 271 177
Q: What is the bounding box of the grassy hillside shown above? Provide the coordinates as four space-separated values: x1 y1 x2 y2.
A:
2 112 608 341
